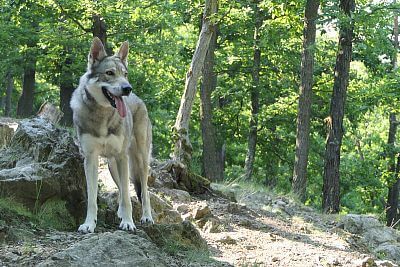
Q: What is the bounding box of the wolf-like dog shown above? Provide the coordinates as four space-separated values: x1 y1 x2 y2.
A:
70 37 153 233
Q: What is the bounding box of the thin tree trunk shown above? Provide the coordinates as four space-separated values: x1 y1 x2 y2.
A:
322 0 355 213
386 0 400 227
244 0 262 181
173 0 217 166
59 48 74 126
386 114 400 226
393 0 398 70
5 72 13 117
200 18 223 181
292 0 320 202
17 50 37 117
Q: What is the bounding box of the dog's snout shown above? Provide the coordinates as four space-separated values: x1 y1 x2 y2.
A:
121 83 132 96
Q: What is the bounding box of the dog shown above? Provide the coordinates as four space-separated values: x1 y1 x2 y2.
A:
70 37 153 233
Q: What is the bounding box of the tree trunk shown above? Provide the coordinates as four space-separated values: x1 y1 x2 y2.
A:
92 14 113 55
5 72 13 117
17 48 37 117
244 0 262 181
292 0 320 202
200 16 223 181
59 48 74 126
386 114 400 226
322 0 355 213
386 0 400 227
172 0 217 166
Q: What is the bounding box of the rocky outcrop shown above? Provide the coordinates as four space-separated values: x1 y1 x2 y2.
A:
38 231 168 267
142 221 208 250
340 214 400 262
0 118 86 222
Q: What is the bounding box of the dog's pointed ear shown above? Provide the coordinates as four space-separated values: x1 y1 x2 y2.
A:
88 37 107 67
117 41 129 66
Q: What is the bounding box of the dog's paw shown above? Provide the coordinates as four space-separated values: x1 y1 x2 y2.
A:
140 215 154 225
119 219 136 232
78 222 96 234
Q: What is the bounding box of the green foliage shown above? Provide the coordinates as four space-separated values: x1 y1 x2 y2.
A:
0 197 75 231
36 198 76 231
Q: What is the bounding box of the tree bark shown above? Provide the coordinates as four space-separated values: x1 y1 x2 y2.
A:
17 48 37 117
4 72 13 117
292 0 320 202
92 14 113 55
322 0 355 213
386 114 400 226
200 17 223 181
386 0 400 227
172 0 217 166
244 0 262 181
59 48 74 126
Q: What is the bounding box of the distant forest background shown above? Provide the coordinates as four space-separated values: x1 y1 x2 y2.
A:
1 0 400 226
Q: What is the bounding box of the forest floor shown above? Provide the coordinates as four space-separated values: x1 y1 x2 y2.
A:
197 184 379 266
0 162 398 267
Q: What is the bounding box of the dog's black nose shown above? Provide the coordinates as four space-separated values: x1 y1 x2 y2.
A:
121 84 132 96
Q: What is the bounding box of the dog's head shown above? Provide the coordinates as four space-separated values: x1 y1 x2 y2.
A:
85 37 132 117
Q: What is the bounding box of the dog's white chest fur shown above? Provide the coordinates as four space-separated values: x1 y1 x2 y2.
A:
80 133 125 157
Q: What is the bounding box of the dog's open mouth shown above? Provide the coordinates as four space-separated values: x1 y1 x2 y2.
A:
102 87 127 118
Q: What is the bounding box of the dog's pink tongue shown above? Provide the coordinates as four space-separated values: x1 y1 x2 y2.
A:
115 96 127 118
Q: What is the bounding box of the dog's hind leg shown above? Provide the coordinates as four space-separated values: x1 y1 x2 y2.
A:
78 153 99 233
108 157 121 189
130 105 153 224
108 157 125 219
116 155 136 231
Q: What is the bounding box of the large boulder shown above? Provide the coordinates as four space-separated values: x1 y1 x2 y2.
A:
340 214 400 262
0 118 86 222
37 231 168 267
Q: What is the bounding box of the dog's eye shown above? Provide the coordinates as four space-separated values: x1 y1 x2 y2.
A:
124 72 128 77
106 70 115 76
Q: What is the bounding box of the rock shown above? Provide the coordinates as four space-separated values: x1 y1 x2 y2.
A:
210 183 236 202
193 203 212 220
98 190 182 225
142 221 208 250
38 231 168 267
363 228 398 247
0 118 86 222
340 214 400 262
373 243 400 262
203 217 221 233
176 204 190 214
275 200 287 207
216 235 237 245
340 214 382 235
162 188 191 203
376 260 398 267
227 203 245 214
356 257 399 267
0 122 17 148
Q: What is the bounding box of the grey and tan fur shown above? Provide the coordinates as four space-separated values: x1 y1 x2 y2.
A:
70 37 153 233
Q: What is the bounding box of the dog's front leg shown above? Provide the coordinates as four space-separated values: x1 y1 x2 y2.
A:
78 154 99 233
117 155 136 231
